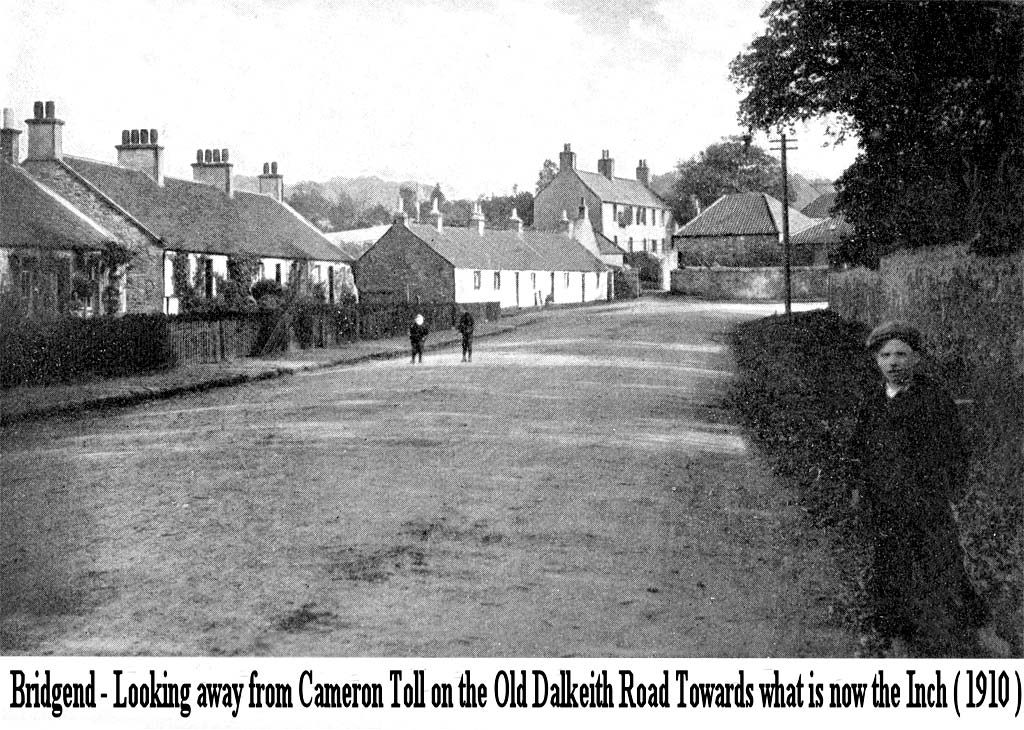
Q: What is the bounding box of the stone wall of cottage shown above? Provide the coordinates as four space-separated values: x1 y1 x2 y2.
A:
354 226 454 305
20 160 164 313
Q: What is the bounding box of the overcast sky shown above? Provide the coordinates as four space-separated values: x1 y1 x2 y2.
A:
3 0 859 198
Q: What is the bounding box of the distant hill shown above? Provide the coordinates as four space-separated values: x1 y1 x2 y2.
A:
233 174 434 211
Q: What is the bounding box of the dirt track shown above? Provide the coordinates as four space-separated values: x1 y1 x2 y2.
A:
1 298 857 656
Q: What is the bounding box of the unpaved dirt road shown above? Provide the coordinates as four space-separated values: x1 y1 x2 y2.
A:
1 298 857 656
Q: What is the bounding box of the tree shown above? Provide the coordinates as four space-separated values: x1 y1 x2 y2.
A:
668 137 789 224
286 183 335 231
535 159 559 194
730 1 1024 260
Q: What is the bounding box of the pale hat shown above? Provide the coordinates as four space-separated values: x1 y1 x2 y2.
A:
414 314 424 325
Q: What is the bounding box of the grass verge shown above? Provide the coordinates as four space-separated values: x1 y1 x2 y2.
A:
728 308 1021 656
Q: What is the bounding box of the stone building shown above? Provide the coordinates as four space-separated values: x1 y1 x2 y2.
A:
675 192 818 267
355 202 608 308
534 143 674 287
1 113 120 317
4 99 355 315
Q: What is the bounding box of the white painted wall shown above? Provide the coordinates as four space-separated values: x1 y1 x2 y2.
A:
455 267 607 308
601 202 673 254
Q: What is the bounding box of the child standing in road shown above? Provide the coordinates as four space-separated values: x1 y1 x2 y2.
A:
457 309 475 362
409 313 429 364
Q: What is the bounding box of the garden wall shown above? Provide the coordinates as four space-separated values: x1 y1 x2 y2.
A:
671 265 829 300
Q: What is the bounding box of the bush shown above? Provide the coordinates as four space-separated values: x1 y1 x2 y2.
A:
729 308 1022 652
0 310 172 388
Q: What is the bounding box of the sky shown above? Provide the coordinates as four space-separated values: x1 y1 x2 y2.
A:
2 0 860 199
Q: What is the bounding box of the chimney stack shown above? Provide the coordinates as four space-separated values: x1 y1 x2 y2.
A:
468 200 485 236
597 149 615 180
509 208 523 236
429 197 443 232
558 142 576 173
1 108 22 165
116 127 164 185
557 209 572 237
393 196 408 226
258 160 284 201
191 147 233 196
636 159 650 187
24 99 64 160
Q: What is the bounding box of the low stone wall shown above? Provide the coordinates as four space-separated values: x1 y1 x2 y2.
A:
670 266 829 301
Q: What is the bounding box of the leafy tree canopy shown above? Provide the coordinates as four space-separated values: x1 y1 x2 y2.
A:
731 0 1024 261
668 137 788 224
536 159 559 194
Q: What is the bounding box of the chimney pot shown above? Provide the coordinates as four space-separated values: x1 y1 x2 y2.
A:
204 149 213 163
221 148 229 162
140 129 149 144
263 162 270 174
131 129 140 144
1 107 21 164
271 161 277 174
150 129 158 143
122 129 130 144
44 101 55 119
33 101 43 119
212 149 221 163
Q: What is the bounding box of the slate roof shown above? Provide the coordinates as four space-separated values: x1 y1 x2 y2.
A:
575 170 667 208
801 192 838 219
595 231 627 256
677 192 817 237
1 163 114 251
60 156 347 262
790 214 854 245
402 223 606 272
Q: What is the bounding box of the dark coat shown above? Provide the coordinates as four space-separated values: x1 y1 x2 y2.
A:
847 374 985 652
409 321 429 346
457 312 475 336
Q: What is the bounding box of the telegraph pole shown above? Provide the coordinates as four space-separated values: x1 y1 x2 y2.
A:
770 132 798 319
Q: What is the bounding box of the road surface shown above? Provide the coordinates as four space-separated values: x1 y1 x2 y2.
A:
1 298 855 656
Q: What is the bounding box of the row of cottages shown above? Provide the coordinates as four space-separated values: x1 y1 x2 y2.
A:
674 191 823 267
534 143 674 287
355 200 611 309
0 100 355 317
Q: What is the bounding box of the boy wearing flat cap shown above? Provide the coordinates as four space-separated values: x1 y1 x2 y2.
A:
847 320 988 656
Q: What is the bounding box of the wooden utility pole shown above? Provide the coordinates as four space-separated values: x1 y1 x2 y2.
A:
770 132 798 319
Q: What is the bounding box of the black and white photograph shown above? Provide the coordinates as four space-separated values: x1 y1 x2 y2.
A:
1 0 1021 727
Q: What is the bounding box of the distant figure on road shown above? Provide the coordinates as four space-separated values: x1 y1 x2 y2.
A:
846 320 988 657
457 309 475 362
409 313 428 364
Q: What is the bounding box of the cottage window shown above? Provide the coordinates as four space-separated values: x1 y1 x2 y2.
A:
275 263 282 284
564 272 570 287
313 265 322 282
494 272 501 289
628 237 633 252
530 272 536 288
204 259 214 298
328 267 335 304
473 271 481 289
